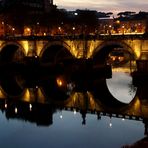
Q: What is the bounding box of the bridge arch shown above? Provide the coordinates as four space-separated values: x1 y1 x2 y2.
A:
0 42 26 63
39 41 74 64
92 41 137 64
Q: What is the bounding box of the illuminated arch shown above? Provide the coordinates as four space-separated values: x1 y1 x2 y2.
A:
0 41 26 55
92 41 137 64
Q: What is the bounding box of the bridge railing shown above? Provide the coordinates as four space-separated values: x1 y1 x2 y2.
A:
0 33 147 41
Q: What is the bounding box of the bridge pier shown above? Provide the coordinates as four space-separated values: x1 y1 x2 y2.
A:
132 51 148 85
27 41 38 57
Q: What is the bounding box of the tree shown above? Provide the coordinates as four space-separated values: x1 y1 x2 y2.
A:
117 11 136 18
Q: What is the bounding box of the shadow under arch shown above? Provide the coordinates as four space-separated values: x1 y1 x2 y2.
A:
92 41 137 65
0 42 26 63
39 42 75 65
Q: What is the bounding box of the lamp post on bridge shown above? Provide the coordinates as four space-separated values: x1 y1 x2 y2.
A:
72 26 75 36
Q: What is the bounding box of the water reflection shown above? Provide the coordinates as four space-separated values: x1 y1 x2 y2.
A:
107 71 137 103
0 73 147 122
122 137 148 148
0 69 148 147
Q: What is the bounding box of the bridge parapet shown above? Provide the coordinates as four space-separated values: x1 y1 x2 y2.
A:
0 34 147 41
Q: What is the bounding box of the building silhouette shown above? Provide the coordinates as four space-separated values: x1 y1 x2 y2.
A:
1 0 55 13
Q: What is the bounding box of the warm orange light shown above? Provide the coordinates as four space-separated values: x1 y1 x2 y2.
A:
56 78 63 87
58 27 61 31
116 20 120 24
112 57 116 61
24 27 31 36
27 28 31 32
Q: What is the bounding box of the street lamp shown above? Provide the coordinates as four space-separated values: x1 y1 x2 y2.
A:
36 22 40 35
12 27 15 36
109 25 112 35
122 25 125 34
24 27 31 36
72 27 76 36
1 21 5 36
72 27 75 30
58 26 61 33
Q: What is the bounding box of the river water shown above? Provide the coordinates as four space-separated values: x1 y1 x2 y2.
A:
0 68 147 148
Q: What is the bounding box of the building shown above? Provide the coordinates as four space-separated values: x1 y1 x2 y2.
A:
0 0 57 35
1 0 55 13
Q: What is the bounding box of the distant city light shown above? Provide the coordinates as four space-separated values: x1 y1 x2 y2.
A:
74 12 78 16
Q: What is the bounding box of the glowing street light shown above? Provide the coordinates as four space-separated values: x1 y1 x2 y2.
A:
24 27 31 36
58 26 61 31
72 27 76 31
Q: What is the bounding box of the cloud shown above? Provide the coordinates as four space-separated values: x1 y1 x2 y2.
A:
54 0 148 13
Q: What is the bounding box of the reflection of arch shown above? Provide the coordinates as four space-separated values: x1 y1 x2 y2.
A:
92 79 130 109
40 76 70 102
0 74 25 98
92 41 136 64
0 85 7 98
0 42 25 63
39 41 74 64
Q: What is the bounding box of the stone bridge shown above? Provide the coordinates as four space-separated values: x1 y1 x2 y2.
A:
0 34 148 65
